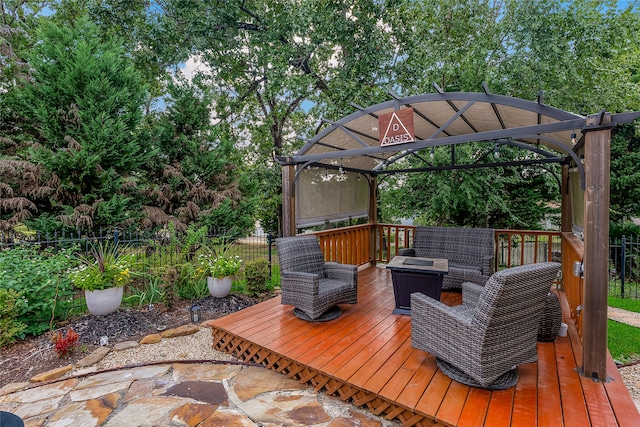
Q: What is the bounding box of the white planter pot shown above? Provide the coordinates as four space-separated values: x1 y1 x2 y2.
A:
85 287 123 316
207 276 232 298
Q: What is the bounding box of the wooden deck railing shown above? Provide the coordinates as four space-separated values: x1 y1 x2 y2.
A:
312 224 373 266
562 232 585 338
494 229 562 269
311 224 563 270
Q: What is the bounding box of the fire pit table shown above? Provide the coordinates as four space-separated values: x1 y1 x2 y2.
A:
386 256 449 315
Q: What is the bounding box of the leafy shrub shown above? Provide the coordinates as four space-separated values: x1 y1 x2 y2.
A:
124 276 165 307
0 289 27 348
244 259 270 296
176 275 209 300
0 245 79 336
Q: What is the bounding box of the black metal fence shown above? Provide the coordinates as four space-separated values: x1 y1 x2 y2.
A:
0 228 278 285
3 228 640 299
609 234 640 299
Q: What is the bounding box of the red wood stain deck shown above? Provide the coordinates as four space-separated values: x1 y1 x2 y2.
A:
205 265 640 426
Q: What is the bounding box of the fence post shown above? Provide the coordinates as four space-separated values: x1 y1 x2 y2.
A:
267 232 273 280
621 235 626 298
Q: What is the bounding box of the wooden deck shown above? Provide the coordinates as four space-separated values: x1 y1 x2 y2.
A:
204 265 640 426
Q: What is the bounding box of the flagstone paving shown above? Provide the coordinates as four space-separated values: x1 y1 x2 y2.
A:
0 363 400 426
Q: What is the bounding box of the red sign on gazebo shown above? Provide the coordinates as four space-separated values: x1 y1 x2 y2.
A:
379 108 415 146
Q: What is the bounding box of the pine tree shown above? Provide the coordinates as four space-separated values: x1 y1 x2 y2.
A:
17 18 150 231
140 75 250 233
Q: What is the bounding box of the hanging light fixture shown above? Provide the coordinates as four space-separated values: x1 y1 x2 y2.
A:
430 147 435 160
493 144 500 159
571 132 577 145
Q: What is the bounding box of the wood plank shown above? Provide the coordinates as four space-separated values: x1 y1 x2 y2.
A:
331 315 412 379
604 354 640 427
205 265 640 427
554 334 590 426
300 297 396 368
244 313 316 347
536 342 563 426
282 281 392 360
249 267 390 352
414 369 453 417
310 288 399 376
557 282 623 427
356 321 415 391
207 295 280 328
379 350 429 401
212 298 286 333
457 387 491 427
510 363 536 427
483 388 514 427
580 375 618 427
395 353 438 410
435 380 470 426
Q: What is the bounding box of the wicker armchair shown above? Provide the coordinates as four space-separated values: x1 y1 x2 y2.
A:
411 262 561 389
275 236 358 321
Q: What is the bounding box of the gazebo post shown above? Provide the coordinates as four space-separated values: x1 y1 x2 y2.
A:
281 163 296 237
581 112 612 381
368 175 378 265
561 164 572 233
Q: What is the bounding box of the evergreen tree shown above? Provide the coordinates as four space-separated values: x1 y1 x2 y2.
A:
17 18 150 231
140 75 252 233
611 123 640 223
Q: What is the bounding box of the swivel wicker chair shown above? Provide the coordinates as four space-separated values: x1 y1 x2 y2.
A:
411 262 561 389
275 235 358 321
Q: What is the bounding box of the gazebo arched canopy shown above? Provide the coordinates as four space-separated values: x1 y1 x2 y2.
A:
276 89 640 383
277 90 639 230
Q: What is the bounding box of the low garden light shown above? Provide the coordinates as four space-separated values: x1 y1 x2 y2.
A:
190 305 201 323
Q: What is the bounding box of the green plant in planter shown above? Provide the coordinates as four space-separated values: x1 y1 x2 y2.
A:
196 252 242 279
70 242 134 291
196 238 242 279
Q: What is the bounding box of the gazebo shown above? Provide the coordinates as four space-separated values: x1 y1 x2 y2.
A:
276 87 640 383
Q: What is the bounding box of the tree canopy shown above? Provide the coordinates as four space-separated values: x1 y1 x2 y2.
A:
1 0 639 234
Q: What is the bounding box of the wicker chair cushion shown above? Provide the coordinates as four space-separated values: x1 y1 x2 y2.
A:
406 226 495 289
413 226 494 270
276 235 325 277
318 279 354 298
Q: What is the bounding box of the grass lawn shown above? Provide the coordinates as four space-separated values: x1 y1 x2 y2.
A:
608 295 640 312
608 296 640 363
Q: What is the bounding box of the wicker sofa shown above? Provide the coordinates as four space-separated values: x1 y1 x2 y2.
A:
399 226 495 290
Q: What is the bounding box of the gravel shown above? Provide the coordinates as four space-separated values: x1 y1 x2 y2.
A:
619 363 640 404
90 326 237 371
